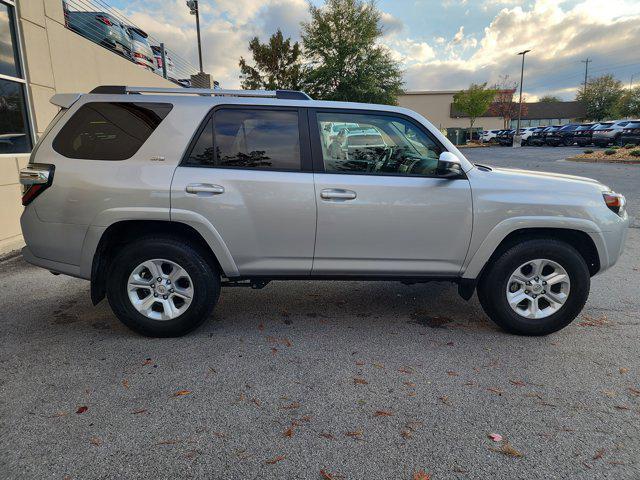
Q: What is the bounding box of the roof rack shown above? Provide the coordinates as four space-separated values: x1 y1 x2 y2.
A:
90 85 312 100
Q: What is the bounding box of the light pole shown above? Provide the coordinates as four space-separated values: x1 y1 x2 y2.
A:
514 49 531 148
186 0 203 73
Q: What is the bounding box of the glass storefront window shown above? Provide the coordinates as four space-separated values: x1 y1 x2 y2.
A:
0 1 32 154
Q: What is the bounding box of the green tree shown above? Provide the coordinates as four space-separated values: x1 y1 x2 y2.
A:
576 74 623 121
301 0 403 104
539 95 561 103
453 83 497 142
616 87 640 118
238 30 304 90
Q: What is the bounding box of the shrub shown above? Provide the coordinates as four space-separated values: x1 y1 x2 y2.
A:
611 145 621 150
630 149 640 157
624 143 635 149
583 149 594 154
604 149 616 155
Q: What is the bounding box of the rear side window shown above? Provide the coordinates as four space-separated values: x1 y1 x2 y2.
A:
52 102 172 160
184 108 301 170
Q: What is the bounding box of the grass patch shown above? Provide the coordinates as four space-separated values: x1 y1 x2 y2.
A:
630 150 640 157
604 149 616 155
583 149 594 154
624 143 635 149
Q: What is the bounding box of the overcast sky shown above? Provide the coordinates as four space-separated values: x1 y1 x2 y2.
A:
112 0 640 101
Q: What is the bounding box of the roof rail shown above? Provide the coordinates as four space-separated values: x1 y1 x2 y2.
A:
89 85 312 100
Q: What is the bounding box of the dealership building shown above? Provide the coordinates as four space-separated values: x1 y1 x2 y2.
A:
398 90 586 144
0 0 176 255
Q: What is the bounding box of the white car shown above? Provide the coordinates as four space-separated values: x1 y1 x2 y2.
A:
125 27 155 71
520 127 538 145
481 129 501 143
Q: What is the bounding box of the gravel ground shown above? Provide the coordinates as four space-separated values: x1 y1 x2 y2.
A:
1 147 639 479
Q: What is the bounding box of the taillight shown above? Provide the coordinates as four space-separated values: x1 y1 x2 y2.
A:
20 164 54 206
603 191 625 216
96 15 113 26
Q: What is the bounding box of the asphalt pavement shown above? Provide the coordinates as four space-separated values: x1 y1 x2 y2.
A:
1 147 639 479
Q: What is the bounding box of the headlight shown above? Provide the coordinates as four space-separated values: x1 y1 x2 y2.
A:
603 191 626 216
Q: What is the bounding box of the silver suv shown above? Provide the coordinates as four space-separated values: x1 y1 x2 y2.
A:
20 86 629 337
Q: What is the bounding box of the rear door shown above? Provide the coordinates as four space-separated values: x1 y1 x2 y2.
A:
171 105 317 276
309 108 473 276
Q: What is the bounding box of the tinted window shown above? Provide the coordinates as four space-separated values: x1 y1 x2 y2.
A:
595 123 613 130
317 112 443 176
0 79 32 153
0 3 19 78
185 108 301 170
52 102 172 160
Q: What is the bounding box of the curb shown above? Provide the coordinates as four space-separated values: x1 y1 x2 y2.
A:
566 157 640 165
0 249 22 263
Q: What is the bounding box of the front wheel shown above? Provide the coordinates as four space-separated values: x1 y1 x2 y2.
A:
477 239 590 335
106 237 220 337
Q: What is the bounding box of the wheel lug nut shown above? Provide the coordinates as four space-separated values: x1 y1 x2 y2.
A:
525 290 529 294
532 294 537 298
163 295 168 299
534 276 539 281
151 283 155 288
169 288 174 293
154 293 158 297
526 281 531 285
542 281 547 285
166 279 171 284
157 277 162 282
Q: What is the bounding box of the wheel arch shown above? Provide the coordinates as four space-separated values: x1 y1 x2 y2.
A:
88 220 235 305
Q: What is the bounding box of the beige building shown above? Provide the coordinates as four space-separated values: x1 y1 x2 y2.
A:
1 0 175 255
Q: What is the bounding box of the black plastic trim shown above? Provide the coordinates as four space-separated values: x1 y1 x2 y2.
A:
90 85 127 94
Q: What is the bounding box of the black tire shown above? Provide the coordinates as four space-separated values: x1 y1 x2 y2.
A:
477 239 590 336
563 137 573 146
106 236 220 337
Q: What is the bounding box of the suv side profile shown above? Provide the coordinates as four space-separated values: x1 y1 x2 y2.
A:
20 86 629 337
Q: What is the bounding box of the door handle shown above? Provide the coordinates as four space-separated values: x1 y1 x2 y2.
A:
186 183 225 195
320 189 357 200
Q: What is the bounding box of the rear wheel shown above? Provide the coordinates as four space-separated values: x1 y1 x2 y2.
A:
477 239 590 335
107 237 219 337
563 137 573 146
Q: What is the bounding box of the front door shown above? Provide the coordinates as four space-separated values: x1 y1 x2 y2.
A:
171 106 316 276
310 109 473 276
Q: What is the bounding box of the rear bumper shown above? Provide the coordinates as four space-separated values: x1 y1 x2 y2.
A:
22 246 85 279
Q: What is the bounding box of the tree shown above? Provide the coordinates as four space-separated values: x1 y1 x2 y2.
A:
488 75 528 129
238 30 304 90
616 87 640 118
453 83 497 142
300 0 403 104
576 74 623 121
539 95 562 103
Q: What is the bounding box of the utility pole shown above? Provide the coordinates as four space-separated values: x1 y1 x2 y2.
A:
513 49 530 148
186 0 203 72
581 58 591 93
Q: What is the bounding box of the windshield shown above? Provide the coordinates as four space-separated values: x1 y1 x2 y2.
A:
595 123 613 130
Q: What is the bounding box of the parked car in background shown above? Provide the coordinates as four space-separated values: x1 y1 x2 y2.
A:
497 129 515 146
592 120 632 147
540 125 562 146
520 127 538 145
20 85 629 338
481 129 501 143
573 124 599 147
544 124 582 146
125 27 155 71
620 121 640 146
65 10 131 59
151 45 178 81
528 126 548 146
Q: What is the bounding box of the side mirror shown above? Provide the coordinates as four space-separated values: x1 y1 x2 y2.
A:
436 151 463 178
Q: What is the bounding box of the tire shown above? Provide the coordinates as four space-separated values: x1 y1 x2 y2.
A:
477 239 590 336
106 236 220 337
563 137 573 146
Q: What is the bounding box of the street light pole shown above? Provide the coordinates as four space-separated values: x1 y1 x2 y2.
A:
187 0 203 73
514 49 531 148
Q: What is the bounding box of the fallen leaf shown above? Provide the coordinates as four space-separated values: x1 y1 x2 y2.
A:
578 314 609 327
122 379 130 389
400 430 412 439
173 390 191 397
509 379 526 387
398 367 414 374
447 371 459 376
251 398 261 407
320 432 335 440
406 391 416 397
619 368 629 374
266 455 285 465
488 433 503 442
76 406 88 414
603 389 616 397
283 426 294 438
282 402 300 410
345 430 363 438
213 431 226 438
439 395 451 406
404 381 416 387
282 338 292 347
131 409 147 415
271 348 278 355
374 410 393 417
593 448 605 460
354 378 368 385
413 470 431 480
614 405 630 410
372 363 385 369
489 441 523 458
355 360 365 366
320 469 337 479
142 358 153 366
51 411 67 418
156 439 179 445
628 387 640 397
487 387 503 396
90 436 102 446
